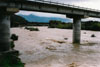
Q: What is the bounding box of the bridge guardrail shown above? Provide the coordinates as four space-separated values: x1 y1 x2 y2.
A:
0 0 100 12
31 0 100 12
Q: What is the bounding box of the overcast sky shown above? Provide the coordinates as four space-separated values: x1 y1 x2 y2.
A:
16 0 100 21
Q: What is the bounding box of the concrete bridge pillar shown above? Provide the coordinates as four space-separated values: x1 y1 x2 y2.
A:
73 17 81 44
0 10 10 52
0 7 19 52
66 14 86 44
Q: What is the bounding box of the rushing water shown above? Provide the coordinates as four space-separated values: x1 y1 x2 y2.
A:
11 26 100 67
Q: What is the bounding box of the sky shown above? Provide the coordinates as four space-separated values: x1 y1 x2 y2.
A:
16 0 100 21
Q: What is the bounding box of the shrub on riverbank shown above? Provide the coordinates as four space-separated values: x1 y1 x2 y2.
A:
0 52 24 67
0 34 24 67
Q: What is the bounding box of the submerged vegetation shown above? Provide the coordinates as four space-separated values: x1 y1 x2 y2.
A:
49 20 100 31
91 34 96 37
11 34 18 41
25 26 39 31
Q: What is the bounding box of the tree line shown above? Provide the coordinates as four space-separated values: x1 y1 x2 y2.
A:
49 20 100 31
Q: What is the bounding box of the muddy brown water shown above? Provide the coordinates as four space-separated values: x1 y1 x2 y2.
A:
11 27 100 67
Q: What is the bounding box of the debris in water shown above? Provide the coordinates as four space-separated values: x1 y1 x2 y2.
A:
46 46 56 50
64 38 68 40
81 42 97 46
25 51 34 55
91 34 96 37
68 62 78 67
84 32 86 34
47 39 66 44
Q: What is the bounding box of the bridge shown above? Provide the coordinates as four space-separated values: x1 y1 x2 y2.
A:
0 0 100 52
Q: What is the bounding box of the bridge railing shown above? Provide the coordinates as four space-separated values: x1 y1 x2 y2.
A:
31 0 100 12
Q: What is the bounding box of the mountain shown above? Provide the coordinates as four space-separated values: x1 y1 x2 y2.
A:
11 15 28 27
18 14 71 23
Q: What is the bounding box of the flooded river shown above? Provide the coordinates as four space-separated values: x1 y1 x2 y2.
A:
11 26 100 67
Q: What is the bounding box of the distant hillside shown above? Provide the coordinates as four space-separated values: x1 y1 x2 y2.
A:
18 14 71 23
11 14 28 27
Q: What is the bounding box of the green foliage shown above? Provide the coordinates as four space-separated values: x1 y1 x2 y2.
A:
82 21 100 31
49 20 100 31
25 26 39 31
49 20 72 29
0 35 25 67
0 53 24 67
0 42 24 67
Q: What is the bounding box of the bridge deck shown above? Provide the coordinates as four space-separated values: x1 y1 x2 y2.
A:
0 0 100 18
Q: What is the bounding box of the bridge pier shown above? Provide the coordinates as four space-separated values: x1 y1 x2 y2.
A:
0 8 19 52
73 17 81 44
66 14 86 44
0 10 10 52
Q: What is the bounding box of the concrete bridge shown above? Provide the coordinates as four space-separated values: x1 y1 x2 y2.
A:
0 0 100 52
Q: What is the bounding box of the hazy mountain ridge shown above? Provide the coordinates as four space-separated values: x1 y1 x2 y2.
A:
18 14 71 23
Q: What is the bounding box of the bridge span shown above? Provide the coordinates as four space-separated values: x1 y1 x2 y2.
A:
0 0 100 52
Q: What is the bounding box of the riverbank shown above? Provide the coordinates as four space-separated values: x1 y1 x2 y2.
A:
11 26 100 67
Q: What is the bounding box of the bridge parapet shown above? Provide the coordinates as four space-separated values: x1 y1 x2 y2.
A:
30 0 100 12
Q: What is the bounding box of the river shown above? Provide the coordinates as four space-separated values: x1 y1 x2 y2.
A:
11 26 100 67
